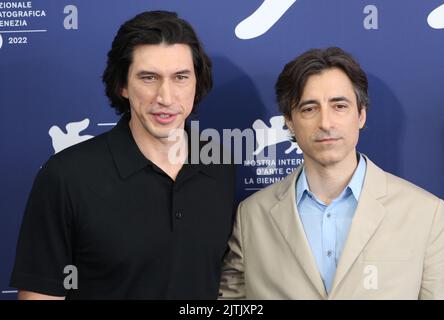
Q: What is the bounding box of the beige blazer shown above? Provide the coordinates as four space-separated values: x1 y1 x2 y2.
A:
220 156 444 299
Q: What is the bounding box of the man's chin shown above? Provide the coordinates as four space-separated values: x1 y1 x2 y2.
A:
151 131 176 140
150 128 186 142
315 151 358 168
309 153 342 167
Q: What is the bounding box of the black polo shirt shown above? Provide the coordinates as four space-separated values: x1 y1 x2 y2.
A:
10 113 236 299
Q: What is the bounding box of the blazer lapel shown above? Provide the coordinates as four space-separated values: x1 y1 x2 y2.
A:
330 156 388 297
270 167 328 299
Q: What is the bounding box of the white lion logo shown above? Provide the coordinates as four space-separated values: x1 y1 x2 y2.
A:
49 118 94 153
252 115 302 155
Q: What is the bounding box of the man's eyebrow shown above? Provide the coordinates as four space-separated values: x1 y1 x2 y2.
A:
136 70 157 77
135 69 192 77
329 96 352 103
174 69 192 75
296 96 352 109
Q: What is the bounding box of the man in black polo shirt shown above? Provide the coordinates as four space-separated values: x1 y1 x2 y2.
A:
10 11 235 299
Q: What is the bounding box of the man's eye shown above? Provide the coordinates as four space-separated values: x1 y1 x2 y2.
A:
301 107 314 113
142 75 156 81
176 74 188 80
335 104 348 110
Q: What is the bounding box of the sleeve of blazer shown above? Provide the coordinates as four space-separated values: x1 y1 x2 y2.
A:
420 199 444 299
219 201 246 299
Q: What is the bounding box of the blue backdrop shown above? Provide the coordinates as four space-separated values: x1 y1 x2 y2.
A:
1 0 443 299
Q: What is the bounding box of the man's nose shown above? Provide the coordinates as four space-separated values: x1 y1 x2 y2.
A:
156 79 173 106
319 106 333 131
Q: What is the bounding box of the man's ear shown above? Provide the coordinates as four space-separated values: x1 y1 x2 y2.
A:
285 116 294 133
121 87 128 99
359 107 367 129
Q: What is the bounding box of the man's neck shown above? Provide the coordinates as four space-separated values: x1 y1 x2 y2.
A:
129 120 188 181
303 152 359 205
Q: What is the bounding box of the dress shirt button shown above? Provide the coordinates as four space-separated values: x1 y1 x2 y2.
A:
327 250 333 257
327 213 331 218
175 211 183 219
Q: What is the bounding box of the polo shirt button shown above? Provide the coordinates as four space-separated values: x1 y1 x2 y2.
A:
175 211 183 219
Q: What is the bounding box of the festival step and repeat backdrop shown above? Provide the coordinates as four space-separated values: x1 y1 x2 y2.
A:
1 0 443 299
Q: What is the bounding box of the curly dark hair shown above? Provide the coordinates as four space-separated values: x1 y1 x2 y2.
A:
102 11 212 114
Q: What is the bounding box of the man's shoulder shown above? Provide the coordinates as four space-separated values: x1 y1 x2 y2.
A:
366 161 444 242
42 131 111 178
365 158 442 220
239 169 299 213
365 156 441 203
384 171 441 203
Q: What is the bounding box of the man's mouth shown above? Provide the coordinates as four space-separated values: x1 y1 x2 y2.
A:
316 137 340 143
152 113 178 124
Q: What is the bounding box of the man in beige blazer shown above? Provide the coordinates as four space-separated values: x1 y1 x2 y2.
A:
219 47 444 299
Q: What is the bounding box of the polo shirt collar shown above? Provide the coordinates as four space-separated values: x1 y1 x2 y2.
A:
107 113 217 179
107 113 151 179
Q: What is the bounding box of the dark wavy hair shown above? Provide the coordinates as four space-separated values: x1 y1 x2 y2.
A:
275 47 369 119
102 11 212 114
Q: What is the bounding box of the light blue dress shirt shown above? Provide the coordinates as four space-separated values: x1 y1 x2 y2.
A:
296 154 366 294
